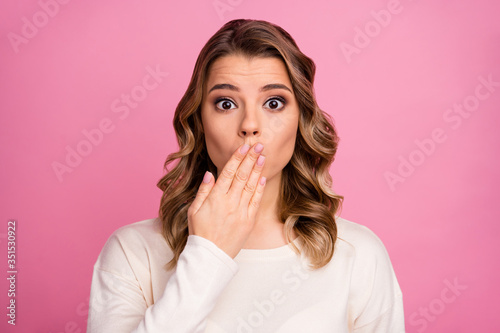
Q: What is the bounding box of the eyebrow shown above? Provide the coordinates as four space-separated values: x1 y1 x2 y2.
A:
207 83 292 94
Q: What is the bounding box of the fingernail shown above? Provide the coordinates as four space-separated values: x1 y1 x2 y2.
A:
257 155 265 166
240 144 250 154
203 171 212 183
260 176 266 185
254 143 264 153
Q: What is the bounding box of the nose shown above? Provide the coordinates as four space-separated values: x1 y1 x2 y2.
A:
239 107 261 139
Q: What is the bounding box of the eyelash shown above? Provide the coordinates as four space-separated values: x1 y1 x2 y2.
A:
214 96 287 113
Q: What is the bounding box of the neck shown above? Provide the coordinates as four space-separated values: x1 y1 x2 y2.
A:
254 171 281 227
243 171 298 249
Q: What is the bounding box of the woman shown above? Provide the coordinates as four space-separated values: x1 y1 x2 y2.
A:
87 19 404 332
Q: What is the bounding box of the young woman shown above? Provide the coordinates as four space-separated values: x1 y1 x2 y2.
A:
87 19 404 332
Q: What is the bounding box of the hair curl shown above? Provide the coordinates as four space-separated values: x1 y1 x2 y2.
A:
157 19 343 270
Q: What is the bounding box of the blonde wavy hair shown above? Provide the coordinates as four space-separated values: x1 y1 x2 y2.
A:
157 19 343 270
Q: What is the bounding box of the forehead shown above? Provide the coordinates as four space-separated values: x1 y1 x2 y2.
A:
205 54 292 88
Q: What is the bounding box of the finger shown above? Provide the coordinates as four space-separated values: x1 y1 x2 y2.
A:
188 171 214 217
247 175 267 218
211 142 255 195
226 142 264 197
239 154 265 206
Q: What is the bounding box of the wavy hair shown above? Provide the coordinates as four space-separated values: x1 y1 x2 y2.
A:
157 19 343 270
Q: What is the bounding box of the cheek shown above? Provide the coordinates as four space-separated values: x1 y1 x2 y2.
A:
265 116 298 171
203 119 235 170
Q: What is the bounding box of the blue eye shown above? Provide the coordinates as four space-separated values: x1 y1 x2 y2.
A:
215 98 236 111
264 97 285 110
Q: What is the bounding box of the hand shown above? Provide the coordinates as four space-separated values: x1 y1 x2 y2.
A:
187 142 267 258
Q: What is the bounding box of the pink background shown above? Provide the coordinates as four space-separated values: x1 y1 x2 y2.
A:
1 0 499 332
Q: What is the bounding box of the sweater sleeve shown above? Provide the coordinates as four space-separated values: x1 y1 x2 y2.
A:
352 293 404 333
87 234 239 333
346 223 405 333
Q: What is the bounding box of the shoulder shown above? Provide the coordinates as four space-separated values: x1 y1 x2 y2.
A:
334 216 400 291
108 217 164 244
335 216 388 254
94 218 172 275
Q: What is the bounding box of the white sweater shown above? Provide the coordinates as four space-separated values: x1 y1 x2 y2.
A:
87 217 404 332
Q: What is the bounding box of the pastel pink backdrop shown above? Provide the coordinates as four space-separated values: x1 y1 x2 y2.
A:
1 0 499 332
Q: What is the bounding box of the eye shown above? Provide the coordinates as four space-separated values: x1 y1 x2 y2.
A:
264 97 286 111
215 98 236 112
